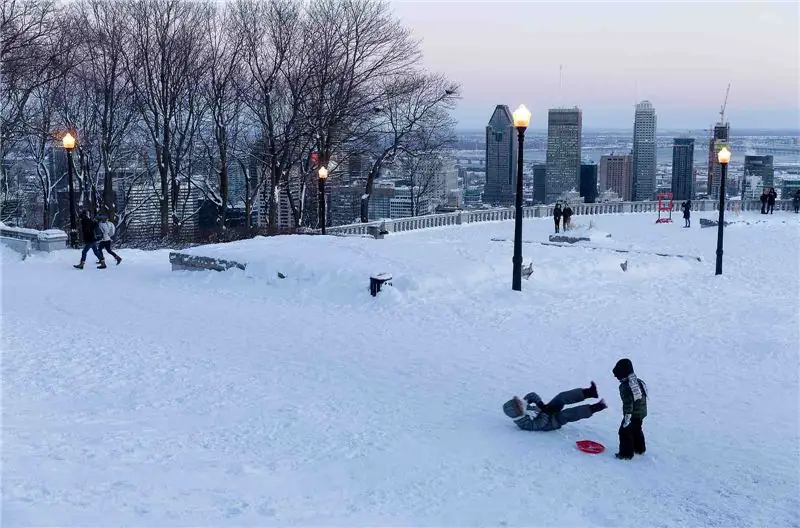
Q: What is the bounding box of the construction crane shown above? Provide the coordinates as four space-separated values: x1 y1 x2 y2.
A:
718 82 731 125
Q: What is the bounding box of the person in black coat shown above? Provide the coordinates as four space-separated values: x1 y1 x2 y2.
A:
562 204 573 231
553 203 562 233
793 190 800 214
74 210 105 269
760 190 768 214
767 188 777 214
681 200 691 227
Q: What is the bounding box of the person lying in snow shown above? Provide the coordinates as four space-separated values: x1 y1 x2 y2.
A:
503 382 606 431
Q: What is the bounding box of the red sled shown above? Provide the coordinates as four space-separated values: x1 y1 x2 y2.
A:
576 440 605 454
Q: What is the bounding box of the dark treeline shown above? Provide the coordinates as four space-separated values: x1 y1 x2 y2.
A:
1 0 459 243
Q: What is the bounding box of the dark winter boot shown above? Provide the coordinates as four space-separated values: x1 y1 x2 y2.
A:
583 381 598 399
97 261 107 269
615 453 633 460
115 256 122 265
589 399 606 413
73 261 85 269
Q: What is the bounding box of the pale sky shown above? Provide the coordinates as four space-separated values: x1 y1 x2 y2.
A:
390 0 800 130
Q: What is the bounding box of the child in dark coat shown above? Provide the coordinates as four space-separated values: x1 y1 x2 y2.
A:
612 358 648 460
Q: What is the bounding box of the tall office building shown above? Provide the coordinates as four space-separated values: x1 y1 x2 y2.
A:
670 138 695 201
707 123 730 198
744 155 774 189
599 154 633 201
580 163 598 203
545 107 582 204
483 105 517 206
632 101 657 201
532 164 547 204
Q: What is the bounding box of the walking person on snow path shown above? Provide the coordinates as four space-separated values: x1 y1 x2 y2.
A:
562 204 574 231
74 211 105 269
681 200 692 228
503 381 606 431
96 215 122 265
553 203 563 233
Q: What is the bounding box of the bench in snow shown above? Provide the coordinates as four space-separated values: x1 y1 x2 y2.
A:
169 252 247 272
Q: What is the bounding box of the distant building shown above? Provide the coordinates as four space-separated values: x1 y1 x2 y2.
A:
632 101 657 201
744 155 774 190
579 163 598 203
483 105 517 206
781 178 800 200
545 107 582 204
707 123 730 198
671 138 695 201
599 154 633 201
532 164 547 204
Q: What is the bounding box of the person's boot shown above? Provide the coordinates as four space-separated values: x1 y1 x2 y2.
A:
589 399 606 413
615 453 633 460
97 260 107 269
115 256 122 265
73 261 85 269
583 381 598 399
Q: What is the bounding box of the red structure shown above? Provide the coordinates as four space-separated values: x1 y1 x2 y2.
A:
656 192 673 223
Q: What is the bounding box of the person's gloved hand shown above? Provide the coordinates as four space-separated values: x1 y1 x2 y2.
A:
621 414 632 428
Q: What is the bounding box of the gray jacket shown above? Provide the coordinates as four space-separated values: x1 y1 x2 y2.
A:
502 392 560 432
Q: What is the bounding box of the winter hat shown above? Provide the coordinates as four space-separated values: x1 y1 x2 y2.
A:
612 358 634 380
503 397 524 420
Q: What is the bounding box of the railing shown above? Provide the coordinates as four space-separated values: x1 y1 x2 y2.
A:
327 199 795 236
0 224 68 252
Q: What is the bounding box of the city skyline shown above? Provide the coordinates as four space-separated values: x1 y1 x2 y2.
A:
390 1 799 130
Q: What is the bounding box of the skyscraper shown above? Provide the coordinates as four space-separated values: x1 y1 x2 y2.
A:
599 154 633 201
632 101 657 201
483 105 517 206
744 155 774 189
580 163 598 203
671 138 695 201
532 164 547 204
707 123 730 198
545 107 582 204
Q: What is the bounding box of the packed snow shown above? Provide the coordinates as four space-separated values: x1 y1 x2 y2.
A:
2 211 799 526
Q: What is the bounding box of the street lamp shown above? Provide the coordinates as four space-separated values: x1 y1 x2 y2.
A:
511 104 531 291
715 146 731 275
62 132 78 249
318 166 328 235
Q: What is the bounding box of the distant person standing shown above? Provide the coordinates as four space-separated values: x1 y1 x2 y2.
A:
681 200 691 228
97 214 122 265
73 211 105 269
562 204 573 231
760 190 768 214
553 203 562 233
767 188 777 214
793 190 800 214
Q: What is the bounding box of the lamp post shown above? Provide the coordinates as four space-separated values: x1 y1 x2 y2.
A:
511 104 532 291
715 146 731 275
318 166 328 235
62 132 78 249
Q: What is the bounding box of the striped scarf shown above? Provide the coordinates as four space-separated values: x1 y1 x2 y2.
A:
627 373 643 401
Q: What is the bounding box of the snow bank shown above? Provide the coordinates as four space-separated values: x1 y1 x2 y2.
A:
2 211 799 526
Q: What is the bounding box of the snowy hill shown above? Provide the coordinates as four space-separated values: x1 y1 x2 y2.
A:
2 212 799 526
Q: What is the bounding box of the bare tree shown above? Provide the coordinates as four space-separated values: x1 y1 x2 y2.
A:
358 71 459 222
198 2 245 233
62 0 137 220
232 0 306 234
301 0 421 222
124 0 209 238
1 0 61 210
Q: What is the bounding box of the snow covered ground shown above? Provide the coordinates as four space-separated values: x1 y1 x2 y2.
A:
2 211 799 526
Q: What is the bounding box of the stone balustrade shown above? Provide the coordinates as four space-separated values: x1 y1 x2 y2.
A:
327 199 794 237
0 224 68 252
